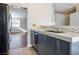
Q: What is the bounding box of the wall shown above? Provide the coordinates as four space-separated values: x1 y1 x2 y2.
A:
28 3 55 27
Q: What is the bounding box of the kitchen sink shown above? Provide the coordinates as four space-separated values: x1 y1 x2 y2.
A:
45 30 64 33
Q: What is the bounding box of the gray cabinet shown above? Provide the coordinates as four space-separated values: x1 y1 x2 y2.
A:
45 36 57 55
44 35 70 55
38 34 57 55
31 31 39 53
38 33 46 54
58 39 70 55
31 31 70 55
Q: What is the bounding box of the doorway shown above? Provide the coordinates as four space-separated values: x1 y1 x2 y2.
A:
8 5 27 50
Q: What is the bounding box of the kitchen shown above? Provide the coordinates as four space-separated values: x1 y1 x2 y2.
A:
0 3 79 55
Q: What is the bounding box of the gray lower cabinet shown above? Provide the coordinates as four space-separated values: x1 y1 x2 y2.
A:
38 34 57 55
45 35 70 55
57 39 70 55
38 33 46 54
31 31 70 55
31 31 39 53
45 36 58 55
43 35 70 55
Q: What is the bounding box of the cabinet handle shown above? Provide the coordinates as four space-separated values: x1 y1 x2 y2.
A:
34 32 38 44
35 33 38 35
57 40 59 55
35 38 38 44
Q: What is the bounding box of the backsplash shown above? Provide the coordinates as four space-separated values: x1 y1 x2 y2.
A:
48 25 79 33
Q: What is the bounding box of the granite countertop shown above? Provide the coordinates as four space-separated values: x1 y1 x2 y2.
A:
31 28 79 42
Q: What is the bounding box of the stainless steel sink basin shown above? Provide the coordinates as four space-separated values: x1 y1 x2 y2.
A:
45 30 64 33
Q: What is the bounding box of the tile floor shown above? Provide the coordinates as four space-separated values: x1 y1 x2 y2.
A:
9 33 37 55
9 32 27 49
9 47 37 55
9 32 37 55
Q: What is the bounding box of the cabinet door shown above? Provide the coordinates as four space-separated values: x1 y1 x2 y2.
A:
38 33 46 55
58 40 70 55
45 36 58 55
31 31 39 53
31 31 35 47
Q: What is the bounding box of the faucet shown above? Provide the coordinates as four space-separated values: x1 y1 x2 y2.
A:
53 26 59 31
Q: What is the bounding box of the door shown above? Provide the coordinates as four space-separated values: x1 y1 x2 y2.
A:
38 33 46 55
45 36 58 55
31 31 39 53
58 39 70 55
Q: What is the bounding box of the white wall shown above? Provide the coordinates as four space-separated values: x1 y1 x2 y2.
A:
28 3 55 27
